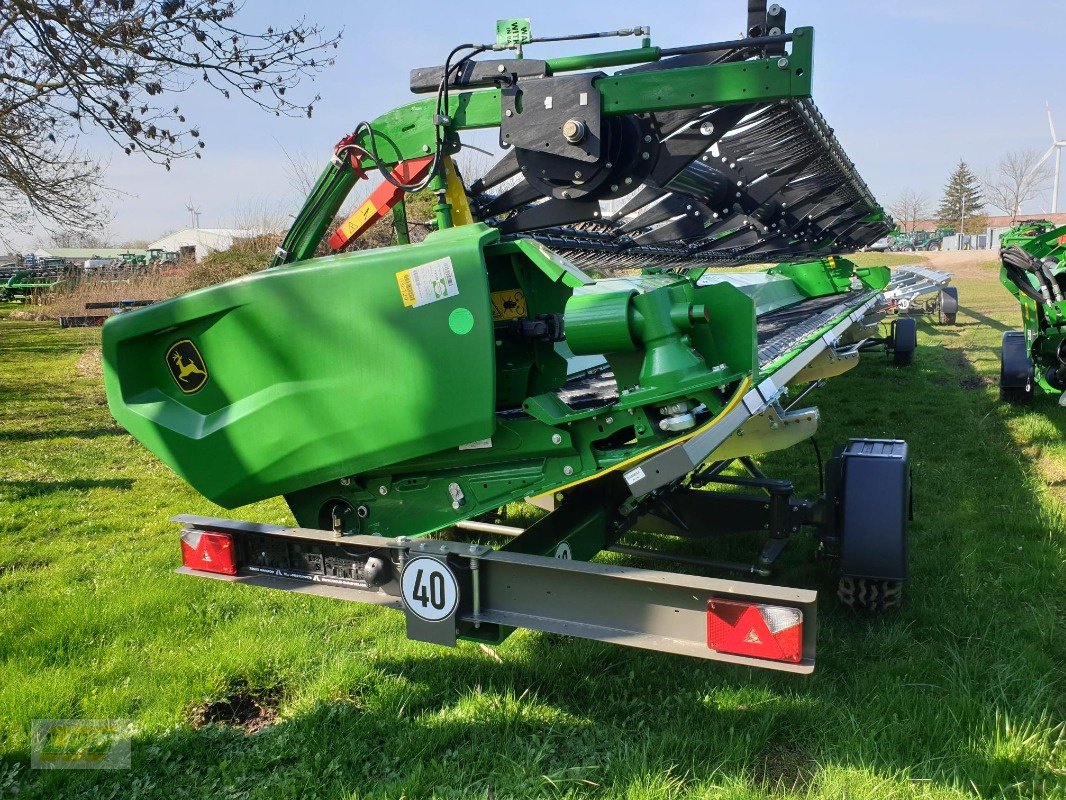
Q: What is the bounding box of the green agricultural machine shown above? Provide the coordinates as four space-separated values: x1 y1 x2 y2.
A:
103 2 925 673
0 267 67 302
999 221 1066 403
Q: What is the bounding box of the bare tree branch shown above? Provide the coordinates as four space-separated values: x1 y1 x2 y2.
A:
982 149 1053 225
887 189 930 233
1 1 342 236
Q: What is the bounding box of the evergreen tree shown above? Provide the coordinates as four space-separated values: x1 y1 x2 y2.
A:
935 160 987 234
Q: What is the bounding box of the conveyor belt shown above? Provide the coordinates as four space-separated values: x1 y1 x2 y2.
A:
757 291 872 366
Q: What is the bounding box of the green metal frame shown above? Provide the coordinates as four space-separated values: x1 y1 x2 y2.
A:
1000 223 1066 394
273 29 814 267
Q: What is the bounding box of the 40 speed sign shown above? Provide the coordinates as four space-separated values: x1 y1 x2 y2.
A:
400 557 459 621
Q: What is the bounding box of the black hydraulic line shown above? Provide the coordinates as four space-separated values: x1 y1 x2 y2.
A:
1003 246 1054 305
659 33 794 57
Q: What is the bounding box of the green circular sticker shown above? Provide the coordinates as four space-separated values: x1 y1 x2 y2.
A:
448 307 474 335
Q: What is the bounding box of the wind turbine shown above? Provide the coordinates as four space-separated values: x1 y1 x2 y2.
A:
185 202 202 229
1034 102 1066 214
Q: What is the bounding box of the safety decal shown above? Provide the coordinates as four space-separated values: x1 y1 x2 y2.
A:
396 256 458 308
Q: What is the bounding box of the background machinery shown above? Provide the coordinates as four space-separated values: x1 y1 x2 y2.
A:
999 220 1066 402
103 2 926 672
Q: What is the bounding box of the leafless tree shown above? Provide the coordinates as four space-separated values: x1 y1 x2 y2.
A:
278 143 323 199
887 189 930 232
1 1 342 238
983 149 1053 225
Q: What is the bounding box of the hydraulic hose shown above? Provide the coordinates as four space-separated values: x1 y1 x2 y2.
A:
1002 246 1054 305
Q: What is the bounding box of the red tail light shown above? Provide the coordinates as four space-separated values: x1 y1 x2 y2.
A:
180 529 237 576
707 599 803 664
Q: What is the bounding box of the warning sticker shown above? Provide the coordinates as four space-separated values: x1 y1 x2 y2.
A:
623 466 646 486
396 257 458 308
491 288 528 321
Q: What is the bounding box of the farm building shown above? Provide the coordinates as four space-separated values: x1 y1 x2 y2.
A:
147 228 260 262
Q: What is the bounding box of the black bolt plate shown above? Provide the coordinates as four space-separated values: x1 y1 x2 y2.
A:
500 74 603 163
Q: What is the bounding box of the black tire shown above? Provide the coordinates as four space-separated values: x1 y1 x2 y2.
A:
937 287 959 325
891 318 917 366
838 576 903 613
999 386 1033 403
999 331 1033 404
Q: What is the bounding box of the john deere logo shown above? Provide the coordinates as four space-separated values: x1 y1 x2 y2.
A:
166 339 208 393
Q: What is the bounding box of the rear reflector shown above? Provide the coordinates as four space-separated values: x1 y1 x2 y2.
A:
180 529 237 576
707 598 803 664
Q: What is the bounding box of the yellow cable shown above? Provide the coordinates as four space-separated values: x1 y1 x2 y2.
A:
533 375 754 498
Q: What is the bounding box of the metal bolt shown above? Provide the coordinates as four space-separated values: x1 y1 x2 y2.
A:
397 536 410 545
418 542 427 550
422 144 431 153
605 416 614 425
552 433 562 444
356 505 369 518
561 190 571 199
378 485 389 495
497 64 506 73
643 134 653 143
440 545 450 554
574 170 583 179
563 465 574 476
641 151 650 160
611 184 619 192
505 109 513 117
469 544 480 553
625 177 633 185
562 119 587 143
777 57 789 69
340 477 351 486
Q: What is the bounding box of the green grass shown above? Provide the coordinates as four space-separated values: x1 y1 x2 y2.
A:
0 258 1064 799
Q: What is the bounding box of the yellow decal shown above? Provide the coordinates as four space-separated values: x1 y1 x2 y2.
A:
340 200 379 240
396 270 417 307
166 339 209 394
491 289 527 321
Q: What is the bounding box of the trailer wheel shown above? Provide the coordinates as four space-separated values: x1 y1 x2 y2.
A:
937 287 958 325
828 440 909 614
891 318 917 366
999 331 1033 404
837 576 903 612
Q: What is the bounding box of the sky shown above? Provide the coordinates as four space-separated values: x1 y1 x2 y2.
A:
12 0 1066 249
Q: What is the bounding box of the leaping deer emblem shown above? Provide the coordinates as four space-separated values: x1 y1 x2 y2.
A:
171 351 206 383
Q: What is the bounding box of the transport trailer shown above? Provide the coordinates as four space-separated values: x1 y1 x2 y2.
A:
880 265 958 325
998 222 1066 403
102 2 916 673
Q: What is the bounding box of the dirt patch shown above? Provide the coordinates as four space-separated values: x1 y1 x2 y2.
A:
960 376 994 390
757 744 815 792
76 347 103 378
925 250 1001 281
191 682 283 734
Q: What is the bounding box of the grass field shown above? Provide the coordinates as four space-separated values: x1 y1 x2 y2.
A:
0 253 1063 799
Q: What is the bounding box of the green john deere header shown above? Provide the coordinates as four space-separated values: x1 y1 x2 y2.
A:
101 1 927 672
